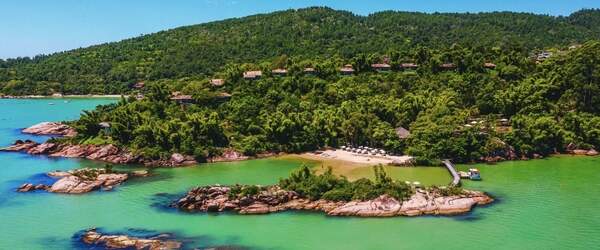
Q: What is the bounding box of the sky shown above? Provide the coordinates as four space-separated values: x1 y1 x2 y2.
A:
2 0 600 59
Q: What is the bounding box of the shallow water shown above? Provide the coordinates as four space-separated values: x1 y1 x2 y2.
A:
1 98 599 249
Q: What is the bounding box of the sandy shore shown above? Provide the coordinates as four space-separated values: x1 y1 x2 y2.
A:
301 149 413 165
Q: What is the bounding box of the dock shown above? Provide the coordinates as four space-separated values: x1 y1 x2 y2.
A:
442 160 461 186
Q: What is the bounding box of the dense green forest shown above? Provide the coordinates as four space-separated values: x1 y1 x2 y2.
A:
3 7 600 164
60 39 600 165
1 7 600 95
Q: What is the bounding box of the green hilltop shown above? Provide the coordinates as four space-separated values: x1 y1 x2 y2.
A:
1 7 600 94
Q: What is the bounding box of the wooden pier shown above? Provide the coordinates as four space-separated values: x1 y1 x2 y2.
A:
442 160 461 186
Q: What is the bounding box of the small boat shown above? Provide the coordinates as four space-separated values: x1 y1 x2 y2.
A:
48 102 55 105
468 168 481 180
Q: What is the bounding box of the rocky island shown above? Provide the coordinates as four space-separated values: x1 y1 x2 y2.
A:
172 185 492 217
80 228 182 250
17 168 148 194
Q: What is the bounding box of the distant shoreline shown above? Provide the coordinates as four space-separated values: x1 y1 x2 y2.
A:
0 94 124 99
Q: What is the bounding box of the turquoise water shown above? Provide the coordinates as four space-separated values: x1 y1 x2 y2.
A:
1 98 599 249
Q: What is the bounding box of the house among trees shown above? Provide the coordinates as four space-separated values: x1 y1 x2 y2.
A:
483 62 497 69
98 122 111 134
216 92 232 100
272 68 288 76
210 79 225 87
440 63 457 70
400 63 418 70
395 127 411 139
536 51 554 62
243 71 262 80
133 82 145 89
303 67 316 75
340 64 355 75
170 92 194 104
371 63 391 72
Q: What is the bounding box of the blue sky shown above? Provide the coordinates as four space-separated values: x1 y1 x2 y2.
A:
2 0 600 59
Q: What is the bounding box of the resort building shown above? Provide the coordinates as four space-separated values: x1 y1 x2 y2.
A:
303 67 316 75
371 63 391 72
400 63 418 70
210 79 225 87
483 62 497 69
271 68 288 76
170 93 194 104
133 82 145 89
440 63 457 70
216 92 232 100
340 64 355 75
243 71 262 80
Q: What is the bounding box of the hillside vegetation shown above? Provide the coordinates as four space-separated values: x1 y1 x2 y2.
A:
62 39 600 164
1 7 600 95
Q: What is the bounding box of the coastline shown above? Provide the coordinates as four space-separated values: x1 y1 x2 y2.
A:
0 94 124 99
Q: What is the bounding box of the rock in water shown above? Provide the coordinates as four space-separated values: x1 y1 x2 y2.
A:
22 122 77 137
18 168 130 194
81 228 182 250
172 185 493 217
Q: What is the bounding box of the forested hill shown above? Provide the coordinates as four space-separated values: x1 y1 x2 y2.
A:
1 7 600 95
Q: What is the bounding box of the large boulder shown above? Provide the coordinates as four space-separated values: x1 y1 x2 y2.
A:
81 228 182 250
22 122 77 137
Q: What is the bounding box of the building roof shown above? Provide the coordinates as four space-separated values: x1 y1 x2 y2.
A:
340 64 355 73
133 82 145 89
401 63 418 68
210 79 225 86
243 71 262 79
371 63 391 69
272 68 288 74
395 127 411 139
441 63 456 69
170 95 193 101
217 92 232 98
483 62 496 68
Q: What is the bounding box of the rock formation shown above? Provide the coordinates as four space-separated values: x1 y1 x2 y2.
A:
172 185 493 217
80 228 182 250
1 140 197 167
17 168 129 194
22 122 77 137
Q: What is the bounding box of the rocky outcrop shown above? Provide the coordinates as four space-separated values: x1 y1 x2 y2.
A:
172 185 493 217
18 168 129 194
22 122 77 137
81 228 182 250
208 148 249 162
0 140 197 167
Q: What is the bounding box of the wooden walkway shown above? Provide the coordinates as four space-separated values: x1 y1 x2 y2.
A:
442 159 461 186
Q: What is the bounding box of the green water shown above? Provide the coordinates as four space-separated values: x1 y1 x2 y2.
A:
1 98 599 249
